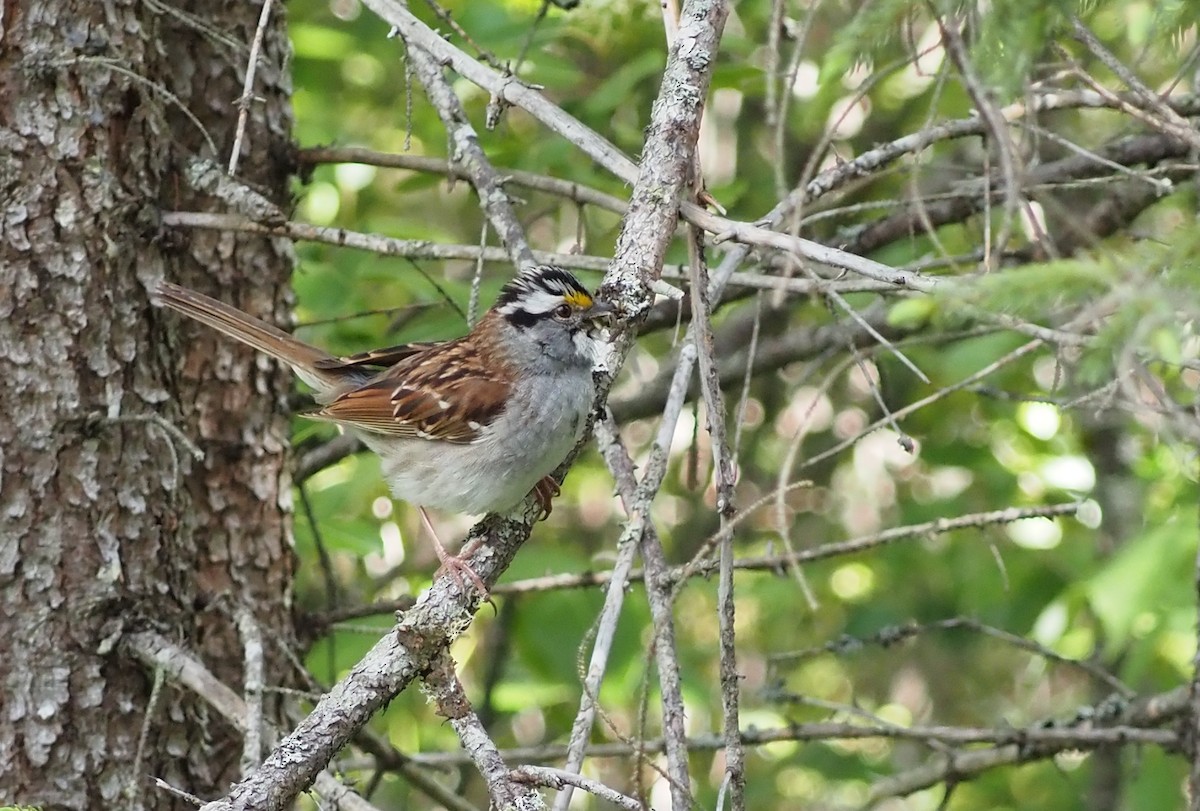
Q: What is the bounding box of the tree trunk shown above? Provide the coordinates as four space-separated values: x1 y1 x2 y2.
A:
0 2 297 807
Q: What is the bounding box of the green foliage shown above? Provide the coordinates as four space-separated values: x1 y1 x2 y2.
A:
971 0 1066 97
886 295 936 329
281 0 1200 808
1085 519 1197 657
822 0 917 77
928 256 1115 339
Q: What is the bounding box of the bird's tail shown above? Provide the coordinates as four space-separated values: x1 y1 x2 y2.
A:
153 281 344 396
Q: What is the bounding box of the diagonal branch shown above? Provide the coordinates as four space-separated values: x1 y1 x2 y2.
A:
374 0 637 181
686 238 744 808
125 631 387 811
588 413 695 811
421 650 538 807
401 19 537 270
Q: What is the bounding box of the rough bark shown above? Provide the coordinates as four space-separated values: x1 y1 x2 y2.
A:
0 2 297 807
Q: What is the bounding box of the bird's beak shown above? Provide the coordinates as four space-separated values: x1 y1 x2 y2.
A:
584 299 616 324
582 299 616 344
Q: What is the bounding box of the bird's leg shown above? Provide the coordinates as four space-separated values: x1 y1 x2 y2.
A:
532 475 560 520
419 507 488 598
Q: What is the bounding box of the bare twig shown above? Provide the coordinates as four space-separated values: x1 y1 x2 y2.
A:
772 616 1133 698
1069 16 1200 152
401 711 1179 768
154 777 205 807
307 504 1082 629
550 314 701 806
236 609 266 774
375 0 636 180
937 13 1022 263
418 0 504 70
48 56 218 155
401 23 536 270
124 632 386 811
594 413 694 811
128 667 166 809
686 234 744 809
512 766 644 810
421 650 538 808
803 261 931 381
793 89 1198 209
160 210 603 272
298 146 629 213
792 338 1045 473
552 416 654 811
866 691 1185 803
228 0 274 175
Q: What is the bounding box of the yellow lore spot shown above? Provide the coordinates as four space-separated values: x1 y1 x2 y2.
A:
563 290 593 308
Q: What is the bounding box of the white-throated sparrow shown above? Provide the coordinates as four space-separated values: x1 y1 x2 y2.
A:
154 265 613 592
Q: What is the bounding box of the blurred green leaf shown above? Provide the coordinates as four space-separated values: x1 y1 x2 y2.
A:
1084 517 1197 653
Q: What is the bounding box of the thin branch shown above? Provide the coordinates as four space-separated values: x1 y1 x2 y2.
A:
46 55 218 156
703 208 938 290
794 89 1199 208
937 12 1022 263
790 337 1045 475
845 132 1192 259
124 632 386 811
552 418 653 811
867 690 1186 804
706 499 1083 601
772 616 1133 698
400 712 1180 767
421 650 538 808
511 766 644 811
160 210 606 272
418 0 505 70
612 306 905 424
129 667 166 809
228 0 274 175
143 0 248 54
1069 16 1200 152
236 610 266 774
374 0 637 181
804 261 931 382
687 233 744 810
166 207 909 321
297 148 629 214
593 413 694 809
401 24 536 270
307 503 1082 619
154 778 205 807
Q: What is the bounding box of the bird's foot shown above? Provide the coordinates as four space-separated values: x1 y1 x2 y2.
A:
420 507 489 599
433 550 489 600
532 475 560 520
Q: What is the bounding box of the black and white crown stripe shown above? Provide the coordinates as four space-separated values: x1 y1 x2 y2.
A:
495 266 594 322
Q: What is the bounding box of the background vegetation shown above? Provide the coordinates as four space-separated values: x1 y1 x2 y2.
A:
92 0 1200 808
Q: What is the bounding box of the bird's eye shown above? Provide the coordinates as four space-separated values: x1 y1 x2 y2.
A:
553 303 573 320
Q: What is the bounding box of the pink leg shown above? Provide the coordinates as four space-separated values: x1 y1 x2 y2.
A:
532 475 560 521
419 507 488 598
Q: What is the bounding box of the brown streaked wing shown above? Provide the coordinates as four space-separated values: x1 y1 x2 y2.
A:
312 340 445 372
307 340 513 443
